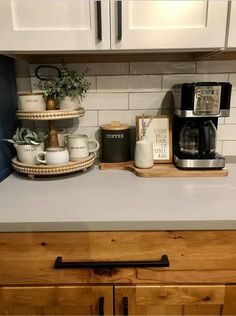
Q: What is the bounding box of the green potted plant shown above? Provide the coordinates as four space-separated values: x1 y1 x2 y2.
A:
57 67 90 110
4 127 48 165
35 67 90 111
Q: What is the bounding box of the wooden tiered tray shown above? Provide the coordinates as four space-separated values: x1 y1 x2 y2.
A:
99 161 228 178
12 154 95 178
16 108 85 120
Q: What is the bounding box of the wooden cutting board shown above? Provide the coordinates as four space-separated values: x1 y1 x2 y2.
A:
99 161 228 178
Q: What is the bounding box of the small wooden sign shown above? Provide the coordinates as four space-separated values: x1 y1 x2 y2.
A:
136 115 172 163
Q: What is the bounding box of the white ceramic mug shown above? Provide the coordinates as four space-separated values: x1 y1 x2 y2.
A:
36 147 69 165
14 143 44 165
65 134 100 161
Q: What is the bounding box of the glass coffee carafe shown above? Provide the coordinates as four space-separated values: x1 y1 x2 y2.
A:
179 120 216 157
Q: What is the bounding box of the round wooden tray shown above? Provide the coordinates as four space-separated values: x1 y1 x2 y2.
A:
16 108 85 120
12 154 95 177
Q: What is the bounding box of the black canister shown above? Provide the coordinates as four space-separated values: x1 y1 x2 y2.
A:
101 121 131 162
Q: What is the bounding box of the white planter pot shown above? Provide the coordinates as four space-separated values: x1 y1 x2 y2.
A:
59 96 81 111
14 143 45 165
17 93 46 111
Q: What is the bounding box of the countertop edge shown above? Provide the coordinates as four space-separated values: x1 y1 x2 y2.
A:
1 220 236 232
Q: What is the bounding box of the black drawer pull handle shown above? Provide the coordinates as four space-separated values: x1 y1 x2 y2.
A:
99 297 104 316
54 255 169 269
117 0 122 40
123 297 128 316
96 1 102 40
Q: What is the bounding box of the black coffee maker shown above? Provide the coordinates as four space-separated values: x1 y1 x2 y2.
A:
173 82 232 169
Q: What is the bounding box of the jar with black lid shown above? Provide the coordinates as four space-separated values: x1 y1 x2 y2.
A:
101 121 131 162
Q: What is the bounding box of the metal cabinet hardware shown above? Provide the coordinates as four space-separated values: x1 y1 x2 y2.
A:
96 1 102 40
54 255 169 269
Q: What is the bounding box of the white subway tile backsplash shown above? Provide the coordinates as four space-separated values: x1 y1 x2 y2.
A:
129 92 174 110
229 73 236 90
98 109 168 127
218 125 236 141
230 90 236 107
216 141 223 155
218 117 225 125
21 59 236 157
225 108 236 124
98 110 134 126
130 62 196 74
82 93 128 110
77 110 98 127
30 76 96 93
222 141 236 156
30 63 129 76
16 78 32 93
97 75 161 92
162 74 228 91
67 126 100 142
197 61 236 73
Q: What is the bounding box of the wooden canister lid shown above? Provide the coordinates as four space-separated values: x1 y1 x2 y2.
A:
100 121 131 131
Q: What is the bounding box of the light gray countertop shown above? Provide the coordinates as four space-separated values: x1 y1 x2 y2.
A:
0 164 236 232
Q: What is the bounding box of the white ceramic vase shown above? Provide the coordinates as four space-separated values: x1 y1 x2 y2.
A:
134 136 153 169
14 143 45 165
59 96 81 111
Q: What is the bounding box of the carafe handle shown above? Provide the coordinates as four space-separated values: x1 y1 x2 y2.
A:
199 122 211 155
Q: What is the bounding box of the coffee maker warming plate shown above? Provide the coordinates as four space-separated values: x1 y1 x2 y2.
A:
174 153 225 169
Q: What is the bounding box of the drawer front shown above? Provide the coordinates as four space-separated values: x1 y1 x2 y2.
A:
0 231 236 285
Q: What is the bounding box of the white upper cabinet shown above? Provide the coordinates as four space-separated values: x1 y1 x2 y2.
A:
0 0 110 51
0 0 230 52
110 0 228 50
227 2 236 48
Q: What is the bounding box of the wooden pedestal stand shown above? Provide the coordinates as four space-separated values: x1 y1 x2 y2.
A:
14 108 93 178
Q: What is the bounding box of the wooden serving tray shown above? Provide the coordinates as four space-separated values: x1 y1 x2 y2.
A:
12 154 95 178
99 161 228 178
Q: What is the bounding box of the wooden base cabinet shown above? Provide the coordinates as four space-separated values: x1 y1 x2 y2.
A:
1 231 236 315
115 285 229 316
0 286 113 316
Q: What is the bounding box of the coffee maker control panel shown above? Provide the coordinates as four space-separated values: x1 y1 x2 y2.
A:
194 86 221 116
172 82 231 118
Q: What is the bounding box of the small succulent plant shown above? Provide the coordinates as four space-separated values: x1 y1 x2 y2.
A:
5 127 48 145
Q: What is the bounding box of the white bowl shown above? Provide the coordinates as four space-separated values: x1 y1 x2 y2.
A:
18 93 46 111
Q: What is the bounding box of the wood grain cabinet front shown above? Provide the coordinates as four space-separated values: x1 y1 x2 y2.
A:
1 231 236 316
0 286 113 316
115 285 236 316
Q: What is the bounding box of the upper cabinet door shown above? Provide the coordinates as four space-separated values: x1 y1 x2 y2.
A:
227 2 236 48
110 1 228 50
0 0 110 51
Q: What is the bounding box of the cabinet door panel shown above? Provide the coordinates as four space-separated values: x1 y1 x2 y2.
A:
0 286 113 316
223 285 236 315
0 0 110 51
227 3 236 48
115 285 225 316
111 1 228 50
